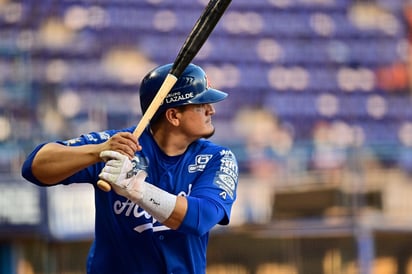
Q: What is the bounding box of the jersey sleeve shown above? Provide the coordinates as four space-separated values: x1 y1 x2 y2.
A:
179 147 239 235
21 142 49 186
21 127 136 186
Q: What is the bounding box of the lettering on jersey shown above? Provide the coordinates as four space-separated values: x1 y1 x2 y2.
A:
178 184 192 197
63 131 110 145
64 137 82 146
97 131 111 141
84 134 99 142
113 184 193 234
213 150 238 200
134 222 170 233
165 91 194 104
188 154 213 173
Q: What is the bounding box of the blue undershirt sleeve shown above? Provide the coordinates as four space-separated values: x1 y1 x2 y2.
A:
178 196 225 236
21 143 48 186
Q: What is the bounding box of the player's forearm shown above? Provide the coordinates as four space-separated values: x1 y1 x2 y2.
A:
163 196 188 230
31 143 103 185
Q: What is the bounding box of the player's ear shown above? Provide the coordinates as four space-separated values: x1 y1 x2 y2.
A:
165 108 182 126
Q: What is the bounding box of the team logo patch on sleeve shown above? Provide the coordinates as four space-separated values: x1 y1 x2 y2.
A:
188 154 213 173
214 150 238 200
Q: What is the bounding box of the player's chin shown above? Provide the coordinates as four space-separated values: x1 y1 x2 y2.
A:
202 127 215 139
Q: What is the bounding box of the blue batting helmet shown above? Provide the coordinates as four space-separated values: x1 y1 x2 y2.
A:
139 63 227 121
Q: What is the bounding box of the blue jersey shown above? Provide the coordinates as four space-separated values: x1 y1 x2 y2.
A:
22 126 238 274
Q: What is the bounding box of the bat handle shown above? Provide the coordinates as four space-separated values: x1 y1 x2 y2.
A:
97 180 112 192
96 75 178 193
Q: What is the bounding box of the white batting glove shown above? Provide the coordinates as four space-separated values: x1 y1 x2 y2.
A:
99 150 147 202
99 151 176 223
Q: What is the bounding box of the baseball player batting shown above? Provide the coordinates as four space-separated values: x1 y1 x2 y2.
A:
22 0 237 272
22 63 238 273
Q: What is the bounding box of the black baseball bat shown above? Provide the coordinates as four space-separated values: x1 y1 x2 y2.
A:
98 0 232 192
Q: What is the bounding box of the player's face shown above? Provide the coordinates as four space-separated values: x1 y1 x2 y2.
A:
177 103 216 139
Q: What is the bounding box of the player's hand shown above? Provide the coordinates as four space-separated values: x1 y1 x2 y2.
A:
98 150 147 202
99 132 141 160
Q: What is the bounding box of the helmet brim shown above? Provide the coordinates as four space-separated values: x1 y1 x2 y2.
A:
185 88 228 105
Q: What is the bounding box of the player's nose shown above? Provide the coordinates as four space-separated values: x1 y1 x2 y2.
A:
205 104 215 115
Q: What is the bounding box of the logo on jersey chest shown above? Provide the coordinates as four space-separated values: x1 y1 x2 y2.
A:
188 154 213 173
113 184 192 233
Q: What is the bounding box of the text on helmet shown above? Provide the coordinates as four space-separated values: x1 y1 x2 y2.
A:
165 91 194 104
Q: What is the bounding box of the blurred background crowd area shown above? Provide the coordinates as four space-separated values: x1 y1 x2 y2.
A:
3 0 412 273
1 0 412 176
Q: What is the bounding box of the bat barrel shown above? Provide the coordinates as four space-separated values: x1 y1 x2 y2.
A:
171 0 231 77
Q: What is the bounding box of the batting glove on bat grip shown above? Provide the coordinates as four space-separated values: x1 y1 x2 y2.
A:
99 150 147 202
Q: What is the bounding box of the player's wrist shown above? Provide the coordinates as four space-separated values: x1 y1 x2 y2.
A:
137 182 177 223
93 144 111 162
